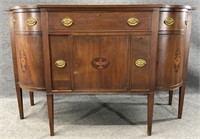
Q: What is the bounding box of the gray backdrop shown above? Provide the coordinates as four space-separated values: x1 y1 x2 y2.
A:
0 0 199 97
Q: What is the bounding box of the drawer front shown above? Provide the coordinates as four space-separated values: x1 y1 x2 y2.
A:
14 12 41 32
48 12 152 31
159 12 187 31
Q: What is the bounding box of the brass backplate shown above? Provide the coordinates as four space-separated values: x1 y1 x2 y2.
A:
135 59 146 67
55 60 66 68
26 18 37 26
164 17 175 26
127 17 139 26
61 17 73 27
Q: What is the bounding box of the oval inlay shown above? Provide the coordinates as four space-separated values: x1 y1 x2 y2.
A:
91 57 110 70
19 49 27 72
174 48 181 72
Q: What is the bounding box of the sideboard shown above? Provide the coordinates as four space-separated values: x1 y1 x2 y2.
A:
9 4 195 136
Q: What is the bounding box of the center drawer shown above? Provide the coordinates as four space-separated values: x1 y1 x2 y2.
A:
48 12 152 31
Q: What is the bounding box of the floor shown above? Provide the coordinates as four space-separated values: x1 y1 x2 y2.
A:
0 90 200 139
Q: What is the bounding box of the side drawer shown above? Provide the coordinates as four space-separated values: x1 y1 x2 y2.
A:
14 12 41 32
159 12 187 31
48 12 152 31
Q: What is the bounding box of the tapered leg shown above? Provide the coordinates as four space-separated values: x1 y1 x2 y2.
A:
178 84 186 119
29 91 34 106
47 94 54 136
16 84 24 119
147 93 154 136
168 90 173 105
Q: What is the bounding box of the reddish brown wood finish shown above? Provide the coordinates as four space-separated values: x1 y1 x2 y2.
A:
14 12 41 32
148 93 154 136
15 34 45 88
156 35 185 90
29 91 34 106
48 12 152 31
73 35 129 90
47 95 54 136
168 90 173 105
9 5 195 136
159 12 187 31
130 35 151 91
50 36 71 90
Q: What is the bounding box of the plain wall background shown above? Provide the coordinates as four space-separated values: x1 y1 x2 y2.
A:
0 0 199 97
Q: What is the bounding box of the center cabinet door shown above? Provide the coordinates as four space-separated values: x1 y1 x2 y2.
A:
73 35 129 91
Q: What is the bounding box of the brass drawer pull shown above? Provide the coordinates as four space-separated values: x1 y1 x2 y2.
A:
135 59 146 67
55 60 66 68
164 17 175 26
62 17 73 27
26 18 37 26
127 17 139 26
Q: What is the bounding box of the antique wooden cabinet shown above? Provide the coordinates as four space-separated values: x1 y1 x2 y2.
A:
9 4 195 136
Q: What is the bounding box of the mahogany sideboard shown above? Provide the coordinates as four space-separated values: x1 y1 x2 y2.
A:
9 4 195 136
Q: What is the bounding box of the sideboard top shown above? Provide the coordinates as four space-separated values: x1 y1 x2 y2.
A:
9 4 196 11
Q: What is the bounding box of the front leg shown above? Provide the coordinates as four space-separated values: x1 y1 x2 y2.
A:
16 84 24 119
168 90 173 105
47 94 54 136
29 91 34 106
178 83 186 119
147 93 154 136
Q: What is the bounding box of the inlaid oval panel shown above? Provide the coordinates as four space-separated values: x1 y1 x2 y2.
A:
19 49 27 72
174 48 181 72
91 57 110 70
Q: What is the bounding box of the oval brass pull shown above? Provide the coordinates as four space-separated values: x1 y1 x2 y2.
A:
164 17 175 26
55 60 66 68
61 17 73 27
135 59 146 67
127 17 139 26
26 18 37 26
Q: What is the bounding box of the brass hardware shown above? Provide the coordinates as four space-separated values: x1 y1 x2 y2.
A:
55 60 66 68
61 17 73 27
164 17 175 26
127 17 139 26
135 59 147 67
26 18 37 26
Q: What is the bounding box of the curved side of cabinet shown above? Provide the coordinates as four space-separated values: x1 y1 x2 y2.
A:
11 10 45 91
156 9 188 90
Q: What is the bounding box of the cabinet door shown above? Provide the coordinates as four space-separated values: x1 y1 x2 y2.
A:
156 35 185 89
73 36 101 90
73 35 129 91
130 35 151 91
50 36 71 90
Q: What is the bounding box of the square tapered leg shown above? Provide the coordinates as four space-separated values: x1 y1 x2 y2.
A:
147 93 154 136
168 90 173 105
29 91 34 106
16 84 24 119
47 94 54 136
178 84 186 119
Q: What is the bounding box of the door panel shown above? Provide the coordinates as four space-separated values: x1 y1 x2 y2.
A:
73 36 101 90
156 35 184 89
73 35 129 91
130 35 151 91
50 36 71 90
101 36 129 90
